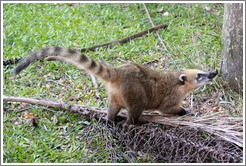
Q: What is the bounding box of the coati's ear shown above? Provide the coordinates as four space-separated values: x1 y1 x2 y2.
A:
179 74 187 84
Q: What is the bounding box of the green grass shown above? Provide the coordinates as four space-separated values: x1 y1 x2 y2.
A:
2 3 242 163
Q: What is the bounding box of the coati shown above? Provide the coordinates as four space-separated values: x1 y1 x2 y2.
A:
12 46 218 124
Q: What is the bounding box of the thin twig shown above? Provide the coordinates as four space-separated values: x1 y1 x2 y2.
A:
143 3 167 51
46 79 65 87
79 24 168 52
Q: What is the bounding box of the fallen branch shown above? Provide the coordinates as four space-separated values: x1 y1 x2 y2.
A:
143 3 167 50
3 95 243 148
3 95 108 117
79 24 168 52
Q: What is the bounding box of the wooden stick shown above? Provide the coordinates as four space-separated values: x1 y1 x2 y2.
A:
3 95 108 116
143 3 167 51
79 24 168 52
3 95 64 110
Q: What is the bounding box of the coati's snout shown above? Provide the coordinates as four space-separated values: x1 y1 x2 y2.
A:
197 69 218 82
208 69 218 79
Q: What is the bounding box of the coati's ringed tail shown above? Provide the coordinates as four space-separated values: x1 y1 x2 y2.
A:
12 46 113 81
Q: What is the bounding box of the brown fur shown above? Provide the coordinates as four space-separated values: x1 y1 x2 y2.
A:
12 47 218 124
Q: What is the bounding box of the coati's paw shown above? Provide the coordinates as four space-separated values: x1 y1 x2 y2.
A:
177 107 187 116
107 115 116 123
126 120 148 126
114 116 126 122
123 121 139 128
178 107 196 116
125 118 140 125
107 115 126 123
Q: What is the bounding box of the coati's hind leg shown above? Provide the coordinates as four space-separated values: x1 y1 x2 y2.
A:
126 107 143 125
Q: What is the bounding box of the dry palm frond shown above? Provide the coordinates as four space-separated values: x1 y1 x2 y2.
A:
140 112 243 148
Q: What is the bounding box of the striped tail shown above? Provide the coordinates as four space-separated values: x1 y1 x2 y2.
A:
12 46 114 81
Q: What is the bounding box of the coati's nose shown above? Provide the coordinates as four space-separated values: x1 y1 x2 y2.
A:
208 69 218 79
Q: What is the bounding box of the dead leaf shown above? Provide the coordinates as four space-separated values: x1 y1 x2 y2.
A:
157 7 164 13
122 25 130 29
204 6 212 12
28 116 38 126
163 12 169 16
